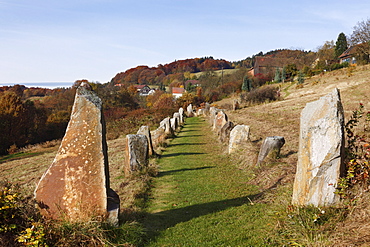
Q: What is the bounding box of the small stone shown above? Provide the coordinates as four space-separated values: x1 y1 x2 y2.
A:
256 136 285 165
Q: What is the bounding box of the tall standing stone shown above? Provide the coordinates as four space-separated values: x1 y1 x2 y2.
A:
187 104 194 117
137 126 155 156
170 117 179 131
34 82 119 225
228 125 250 154
125 134 149 176
292 88 345 206
178 107 185 125
256 136 285 165
173 112 181 129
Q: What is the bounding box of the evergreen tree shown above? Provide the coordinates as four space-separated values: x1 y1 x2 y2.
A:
281 67 286 82
297 71 305 85
335 32 348 59
274 68 282 83
242 76 252 91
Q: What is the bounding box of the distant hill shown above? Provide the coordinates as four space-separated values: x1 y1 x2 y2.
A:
111 49 318 87
111 57 233 86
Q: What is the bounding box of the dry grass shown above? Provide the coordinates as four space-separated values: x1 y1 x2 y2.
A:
215 64 370 244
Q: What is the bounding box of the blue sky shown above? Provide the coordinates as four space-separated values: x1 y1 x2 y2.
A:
1 0 370 87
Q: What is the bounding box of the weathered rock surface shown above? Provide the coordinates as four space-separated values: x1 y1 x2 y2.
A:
292 88 345 206
137 126 155 156
124 134 149 176
151 126 166 149
220 121 234 143
34 82 119 224
228 125 250 154
256 136 285 165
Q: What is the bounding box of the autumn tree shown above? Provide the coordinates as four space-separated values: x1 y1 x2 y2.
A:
316 40 336 66
0 93 29 154
335 32 348 59
350 19 370 64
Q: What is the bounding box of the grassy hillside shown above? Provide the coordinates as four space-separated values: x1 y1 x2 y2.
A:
1 64 370 245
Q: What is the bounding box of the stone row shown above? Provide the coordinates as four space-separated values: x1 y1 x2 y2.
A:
34 83 186 226
198 88 344 207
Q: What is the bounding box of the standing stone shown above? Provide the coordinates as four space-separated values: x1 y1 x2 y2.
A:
160 117 174 137
34 82 119 225
292 88 345 206
213 110 228 135
197 108 205 116
187 104 194 117
137 126 155 156
220 121 235 143
125 134 149 176
209 107 219 125
170 117 178 131
232 99 240 111
228 125 250 154
204 102 210 116
151 126 166 149
173 112 181 129
179 107 185 125
256 136 285 165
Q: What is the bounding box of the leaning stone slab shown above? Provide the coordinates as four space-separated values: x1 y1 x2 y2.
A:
34 82 119 225
228 125 250 154
124 134 149 176
292 88 345 206
220 121 234 143
256 136 285 165
137 126 155 156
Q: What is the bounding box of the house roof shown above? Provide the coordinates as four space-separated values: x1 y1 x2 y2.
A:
172 87 185 94
134 85 149 89
339 46 357 59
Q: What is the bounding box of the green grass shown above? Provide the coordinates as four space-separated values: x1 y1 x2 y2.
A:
142 117 281 246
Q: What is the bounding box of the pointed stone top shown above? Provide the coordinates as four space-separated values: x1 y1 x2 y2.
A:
76 82 102 108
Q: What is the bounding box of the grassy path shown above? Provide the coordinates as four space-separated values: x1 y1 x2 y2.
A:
142 117 276 246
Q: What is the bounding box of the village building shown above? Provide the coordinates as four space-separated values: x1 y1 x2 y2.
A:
339 46 358 64
172 87 186 98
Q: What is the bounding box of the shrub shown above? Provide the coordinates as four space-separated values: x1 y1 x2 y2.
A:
241 85 280 105
336 103 370 199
